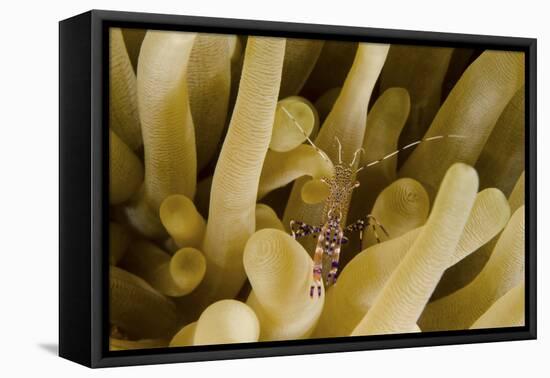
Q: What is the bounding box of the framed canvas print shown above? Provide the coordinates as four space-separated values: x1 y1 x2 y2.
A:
59 10 537 368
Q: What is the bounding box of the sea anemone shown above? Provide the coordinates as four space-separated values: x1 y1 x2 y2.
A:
108 27 525 349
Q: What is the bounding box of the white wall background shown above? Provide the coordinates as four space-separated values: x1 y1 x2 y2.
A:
0 0 547 376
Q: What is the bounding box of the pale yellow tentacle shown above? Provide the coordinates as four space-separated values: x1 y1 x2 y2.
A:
313 185 509 338
187 37 286 309
121 240 206 297
259 145 333 200
110 266 177 339
351 163 478 336
109 130 143 205
109 28 142 151
419 206 525 331
244 229 324 340
470 280 525 329
399 51 525 199
350 87 411 222
255 204 285 231
362 178 429 249
380 45 453 157
187 34 232 171
193 300 260 345
279 39 324 98
270 96 319 152
159 194 205 249
125 30 198 238
476 88 525 196
169 322 197 347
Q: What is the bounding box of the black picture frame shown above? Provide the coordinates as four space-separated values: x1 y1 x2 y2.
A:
59 9 537 368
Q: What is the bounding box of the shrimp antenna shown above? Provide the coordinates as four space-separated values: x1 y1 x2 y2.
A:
350 148 365 168
334 136 343 164
281 106 332 164
359 134 468 170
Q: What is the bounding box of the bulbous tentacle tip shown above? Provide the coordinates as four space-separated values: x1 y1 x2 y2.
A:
193 299 260 345
449 162 479 180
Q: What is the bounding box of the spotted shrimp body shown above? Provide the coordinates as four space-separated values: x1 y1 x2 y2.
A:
290 144 385 297
282 106 465 298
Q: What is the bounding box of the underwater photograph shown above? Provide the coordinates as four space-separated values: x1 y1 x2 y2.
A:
107 27 526 351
